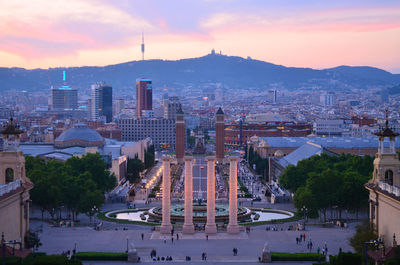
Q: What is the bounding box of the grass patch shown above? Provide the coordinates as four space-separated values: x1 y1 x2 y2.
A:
271 252 325 261
73 252 127 261
96 211 157 226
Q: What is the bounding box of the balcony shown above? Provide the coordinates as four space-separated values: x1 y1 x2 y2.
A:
379 181 400 197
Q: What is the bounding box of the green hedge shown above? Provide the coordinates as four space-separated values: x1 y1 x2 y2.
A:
271 252 325 261
28 255 81 265
5 257 22 265
74 252 127 261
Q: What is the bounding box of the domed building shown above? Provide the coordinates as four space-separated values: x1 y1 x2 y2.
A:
55 123 104 148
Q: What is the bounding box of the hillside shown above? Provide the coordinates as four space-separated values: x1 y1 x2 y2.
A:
0 53 399 92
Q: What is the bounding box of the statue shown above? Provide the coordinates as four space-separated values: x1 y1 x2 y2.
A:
128 242 140 262
260 242 271 263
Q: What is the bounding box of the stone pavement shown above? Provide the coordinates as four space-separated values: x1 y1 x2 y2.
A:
33 218 356 263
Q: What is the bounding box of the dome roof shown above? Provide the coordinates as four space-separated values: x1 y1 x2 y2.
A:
55 123 104 148
274 150 284 157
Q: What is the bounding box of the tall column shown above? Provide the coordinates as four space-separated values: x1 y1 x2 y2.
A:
205 156 217 234
227 156 240 234
160 156 173 234
216 107 225 163
175 107 185 164
182 156 194 234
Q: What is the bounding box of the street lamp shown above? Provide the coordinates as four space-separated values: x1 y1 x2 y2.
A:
301 206 308 230
126 237 129 253
74 242 77 260
364 237 385 265
1 233 22 265
91 205 98 226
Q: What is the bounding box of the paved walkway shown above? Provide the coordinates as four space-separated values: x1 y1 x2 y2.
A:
33 218 356 263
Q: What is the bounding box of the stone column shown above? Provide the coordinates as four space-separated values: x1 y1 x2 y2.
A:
227 156 240 234
160 156 173 234
182 156 194 234
205 156 217 234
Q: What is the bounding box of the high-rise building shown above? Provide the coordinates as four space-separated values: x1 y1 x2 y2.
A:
216 107 225 163
50 71 78 111
118 118 175 149
114 99 125 115
136 78 152 118
175 106 185 163
164 96 181 120
320 92 335 106
91 83 113 123
269 90 277 104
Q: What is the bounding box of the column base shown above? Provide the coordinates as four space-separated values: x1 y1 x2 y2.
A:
227 224 240 234
182 224 195 234
205 224 217 234
159 224 173 235
177 157 184 164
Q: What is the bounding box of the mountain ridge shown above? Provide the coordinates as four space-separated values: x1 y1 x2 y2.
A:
0 53 399 92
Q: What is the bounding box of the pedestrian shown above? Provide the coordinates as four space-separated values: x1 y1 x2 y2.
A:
206 235 209 240
176 233 179 240
303 233 306 242
163 237 166 244
310 241 313 250
317 247 320 254
296 237 298 244
204 252 207 260
171 237 174 243
339 247 342 254
141 233 144 240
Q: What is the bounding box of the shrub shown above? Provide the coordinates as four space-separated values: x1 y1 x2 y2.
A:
271 252 324 261
74 252 128 261
330 252 362 265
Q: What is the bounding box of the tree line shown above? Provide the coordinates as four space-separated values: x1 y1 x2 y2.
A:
279 153 374 221
126 145 155 184
245 146 269 181
26 153 116 221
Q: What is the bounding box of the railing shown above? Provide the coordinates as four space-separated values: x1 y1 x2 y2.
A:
0 178 22 196
379 182 400 197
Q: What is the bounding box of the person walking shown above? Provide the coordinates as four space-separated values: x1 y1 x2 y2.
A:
206 235 209 240
163 237 166 244
171 237 174 243
141 233 144 240
176 233 179 240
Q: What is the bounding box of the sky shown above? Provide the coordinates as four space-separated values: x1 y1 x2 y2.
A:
1 0 400 73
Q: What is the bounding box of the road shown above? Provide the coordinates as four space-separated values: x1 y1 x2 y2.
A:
192 157 207 200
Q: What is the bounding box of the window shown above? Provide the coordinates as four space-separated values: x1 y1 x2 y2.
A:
5 168 14 183
385 170 393 185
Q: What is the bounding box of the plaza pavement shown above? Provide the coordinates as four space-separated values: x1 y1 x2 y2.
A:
32 218 357 264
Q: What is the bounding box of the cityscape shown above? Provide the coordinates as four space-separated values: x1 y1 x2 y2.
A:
1 1 400 265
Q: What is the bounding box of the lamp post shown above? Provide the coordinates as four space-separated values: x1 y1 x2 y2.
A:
1 233 5 265
91 205 98 226
364 238 385 265
126 237 129 253
1 233 22 265
74 242 77 260
301 206 308 230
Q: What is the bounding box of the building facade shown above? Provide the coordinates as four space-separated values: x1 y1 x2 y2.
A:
365 117 400 247
118 118 175 150
136 79 152 118
164 96 181 120
0 119 33 248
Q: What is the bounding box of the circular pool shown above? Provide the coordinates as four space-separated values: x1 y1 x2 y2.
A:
106 204 293 225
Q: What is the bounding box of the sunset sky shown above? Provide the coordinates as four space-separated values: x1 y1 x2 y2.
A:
1 0 400 72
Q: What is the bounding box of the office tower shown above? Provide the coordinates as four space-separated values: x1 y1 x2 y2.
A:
50 71 77 110
269 89 277 104
136 78 152 118
91 83 113 123
216 107 225 163
175 106 185 163
164 96 181 120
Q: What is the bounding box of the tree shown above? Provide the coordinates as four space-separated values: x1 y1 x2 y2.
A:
349 220 378 255
144 145 155 169
127 156 145 183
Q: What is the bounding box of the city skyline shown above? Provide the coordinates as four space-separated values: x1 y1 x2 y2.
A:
0 0 399 73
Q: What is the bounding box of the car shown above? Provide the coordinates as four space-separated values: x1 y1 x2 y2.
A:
252 197 261 202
